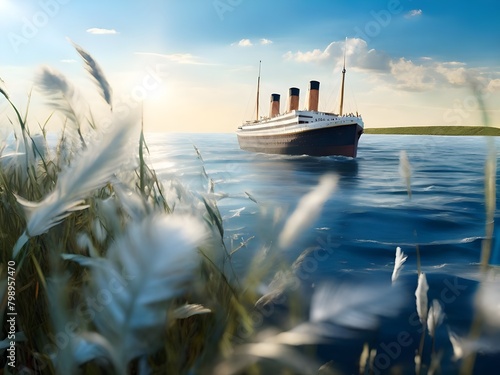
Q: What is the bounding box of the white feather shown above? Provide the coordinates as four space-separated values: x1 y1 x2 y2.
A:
278 174 338 249
35 66 82 130
447 328 500 361
399 150 412 198
64 214 206 371
173 304 211 319
391 246 408 284
415 273 429 325
310 282 405 329
14 117 138 250
271 281 406 346
427 299 444 337
475 279 500 328
70 39 113 109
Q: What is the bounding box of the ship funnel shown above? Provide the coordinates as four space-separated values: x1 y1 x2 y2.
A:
307 80 320 111
287 87 300 112
269 93 281 117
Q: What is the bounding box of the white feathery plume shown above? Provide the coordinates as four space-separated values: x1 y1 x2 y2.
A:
214 342 323 375
13 118 138 257
71 332 115 367
35 66 83 130
447 329 465 360
368 348 377 374
415 272 429 325
1 135 33 185
399 150 412 199
69 39 113 109
358 343 369 375
93 196 122 236
92 218 107 244
271 281 406 346
173 304 211 319
278 174 338 249
310 282 405 329
255 270 296 308
78 232 100 258
475 279 500 328
113 184 148 221
64 214 206 372
447 327 500 361
414 354 422 374
427 299 444 337
391 246 408 284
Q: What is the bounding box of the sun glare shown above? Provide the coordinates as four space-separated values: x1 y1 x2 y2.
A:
0 0 10 12
0 0 19 21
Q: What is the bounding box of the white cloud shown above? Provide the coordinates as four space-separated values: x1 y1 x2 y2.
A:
390 58 435 91
285 38 390 71
284 48 329 63
61 59 77 64
232 38 273 47
86 28 118 35
135 52 208 65
282 38 500 93
161 53 200 64
236 39 253 47
487 79 500 93
435 63 470 86
406 9 423 18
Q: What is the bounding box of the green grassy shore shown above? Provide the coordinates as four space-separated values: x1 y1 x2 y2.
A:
365 125 500 136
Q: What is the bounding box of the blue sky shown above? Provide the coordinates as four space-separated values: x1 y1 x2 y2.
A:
1 0 499 132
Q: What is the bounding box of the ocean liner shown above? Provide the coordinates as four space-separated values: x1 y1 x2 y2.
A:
237 57 364 157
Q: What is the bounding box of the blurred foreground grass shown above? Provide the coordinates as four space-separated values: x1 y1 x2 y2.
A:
0 43 259 374
1 43 499 375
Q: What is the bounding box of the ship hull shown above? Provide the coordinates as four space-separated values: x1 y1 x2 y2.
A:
237 123 363 157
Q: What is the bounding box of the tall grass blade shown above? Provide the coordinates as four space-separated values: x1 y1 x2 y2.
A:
461 83 495 375
0 77 9 99
481 138 496 269
245 191 258 204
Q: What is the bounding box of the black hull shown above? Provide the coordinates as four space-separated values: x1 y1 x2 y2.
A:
237 124 363 157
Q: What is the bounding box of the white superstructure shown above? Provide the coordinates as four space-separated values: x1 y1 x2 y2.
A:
238 110 364 137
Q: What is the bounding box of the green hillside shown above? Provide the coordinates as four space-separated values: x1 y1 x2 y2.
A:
364 126 500 136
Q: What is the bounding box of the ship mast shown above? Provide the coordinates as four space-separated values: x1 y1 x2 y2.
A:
339 38 346 116
256 60 261 121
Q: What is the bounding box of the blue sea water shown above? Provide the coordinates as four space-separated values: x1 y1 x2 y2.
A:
147 133 500 374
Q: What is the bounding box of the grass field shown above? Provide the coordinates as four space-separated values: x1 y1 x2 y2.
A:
364 126 500 136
